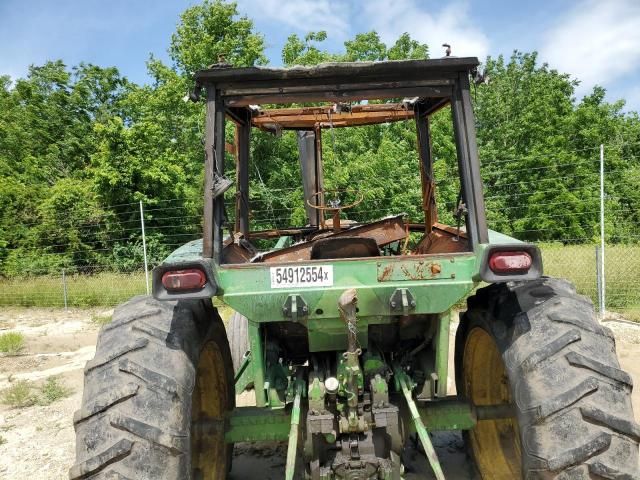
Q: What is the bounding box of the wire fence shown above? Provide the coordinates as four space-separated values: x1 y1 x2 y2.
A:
0 144 638 319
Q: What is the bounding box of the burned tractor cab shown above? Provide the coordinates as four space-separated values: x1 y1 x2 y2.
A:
195 58 488 267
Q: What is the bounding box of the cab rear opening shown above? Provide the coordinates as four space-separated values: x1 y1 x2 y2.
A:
200 63 486 268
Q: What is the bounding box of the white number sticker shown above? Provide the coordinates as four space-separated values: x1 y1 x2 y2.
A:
270 265 333 289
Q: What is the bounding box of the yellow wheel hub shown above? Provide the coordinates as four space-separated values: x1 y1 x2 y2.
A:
191 340 230 479
463 327 521 480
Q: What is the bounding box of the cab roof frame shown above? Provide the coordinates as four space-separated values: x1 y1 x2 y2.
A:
194 57 479 106
195 57 488 262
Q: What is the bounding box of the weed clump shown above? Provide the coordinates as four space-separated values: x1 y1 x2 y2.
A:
1 376 73 408
37 376 72 405
1 380 35 408
0 332 25 355
91 314 112 326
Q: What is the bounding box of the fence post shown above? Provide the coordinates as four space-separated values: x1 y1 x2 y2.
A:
599 144 606 319
62 269 68 311
595 246 603 317
140 200 150 295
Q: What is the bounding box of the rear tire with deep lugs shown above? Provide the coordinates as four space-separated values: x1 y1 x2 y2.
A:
70 295 234 480
456 278 639 479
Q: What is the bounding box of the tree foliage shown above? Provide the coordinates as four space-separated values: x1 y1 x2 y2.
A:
0 1 639 276
475 52 640 241
170 0 266 74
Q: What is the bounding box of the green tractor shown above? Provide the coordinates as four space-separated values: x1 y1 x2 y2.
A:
71 58 639 479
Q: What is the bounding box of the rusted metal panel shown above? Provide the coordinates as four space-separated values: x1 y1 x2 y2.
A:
248 227 316 239
254 104 415 130
414 225 470 255
377 258 446 282
257 103 412 117
260 216 407 263
222 243 252 264
310 237 379 260
254 111 415 129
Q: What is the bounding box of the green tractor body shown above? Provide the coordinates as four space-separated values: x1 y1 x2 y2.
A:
71 58 639 480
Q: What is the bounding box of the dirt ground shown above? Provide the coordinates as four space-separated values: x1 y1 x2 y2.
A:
0 307 639 480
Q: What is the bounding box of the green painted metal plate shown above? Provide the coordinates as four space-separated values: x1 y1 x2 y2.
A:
217 254 478 323
225 407 291 443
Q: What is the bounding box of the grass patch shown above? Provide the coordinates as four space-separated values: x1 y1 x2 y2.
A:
539 243 640 312
37 376 72 405
620 307 640 323
1 380 35 408
0 332 25 355
0 435 6 446
0 271 146 307
91 313 113 326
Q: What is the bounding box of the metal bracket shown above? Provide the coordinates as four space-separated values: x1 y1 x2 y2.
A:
283 294 308 322
389 288 416 315
234 350 254 395
211 172 233 199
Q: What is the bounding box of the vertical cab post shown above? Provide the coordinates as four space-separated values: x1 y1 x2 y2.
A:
450 72 489 246
415 104 437 231
297 127 325 228
212 94 226 263
313 126 325 228
203 85 216 259
203 86 226 262
236 109 251 238
297 130 319 227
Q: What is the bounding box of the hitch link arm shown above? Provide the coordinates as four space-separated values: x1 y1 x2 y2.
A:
394 366 445 480
285 378 304 480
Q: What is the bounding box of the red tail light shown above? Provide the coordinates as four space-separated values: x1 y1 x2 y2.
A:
489 251 532 274
161 269 207 291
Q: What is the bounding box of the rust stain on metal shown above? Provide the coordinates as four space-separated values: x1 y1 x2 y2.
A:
400 264 412 279
406 262 432 280
251 103 414 131
378 263 395 282
377 260 444 282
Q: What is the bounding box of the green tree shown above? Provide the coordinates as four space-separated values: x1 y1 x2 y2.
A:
282 31 337 66
387 33 429 60
475 52 593 240
344 32 387 61
170 0 266 75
